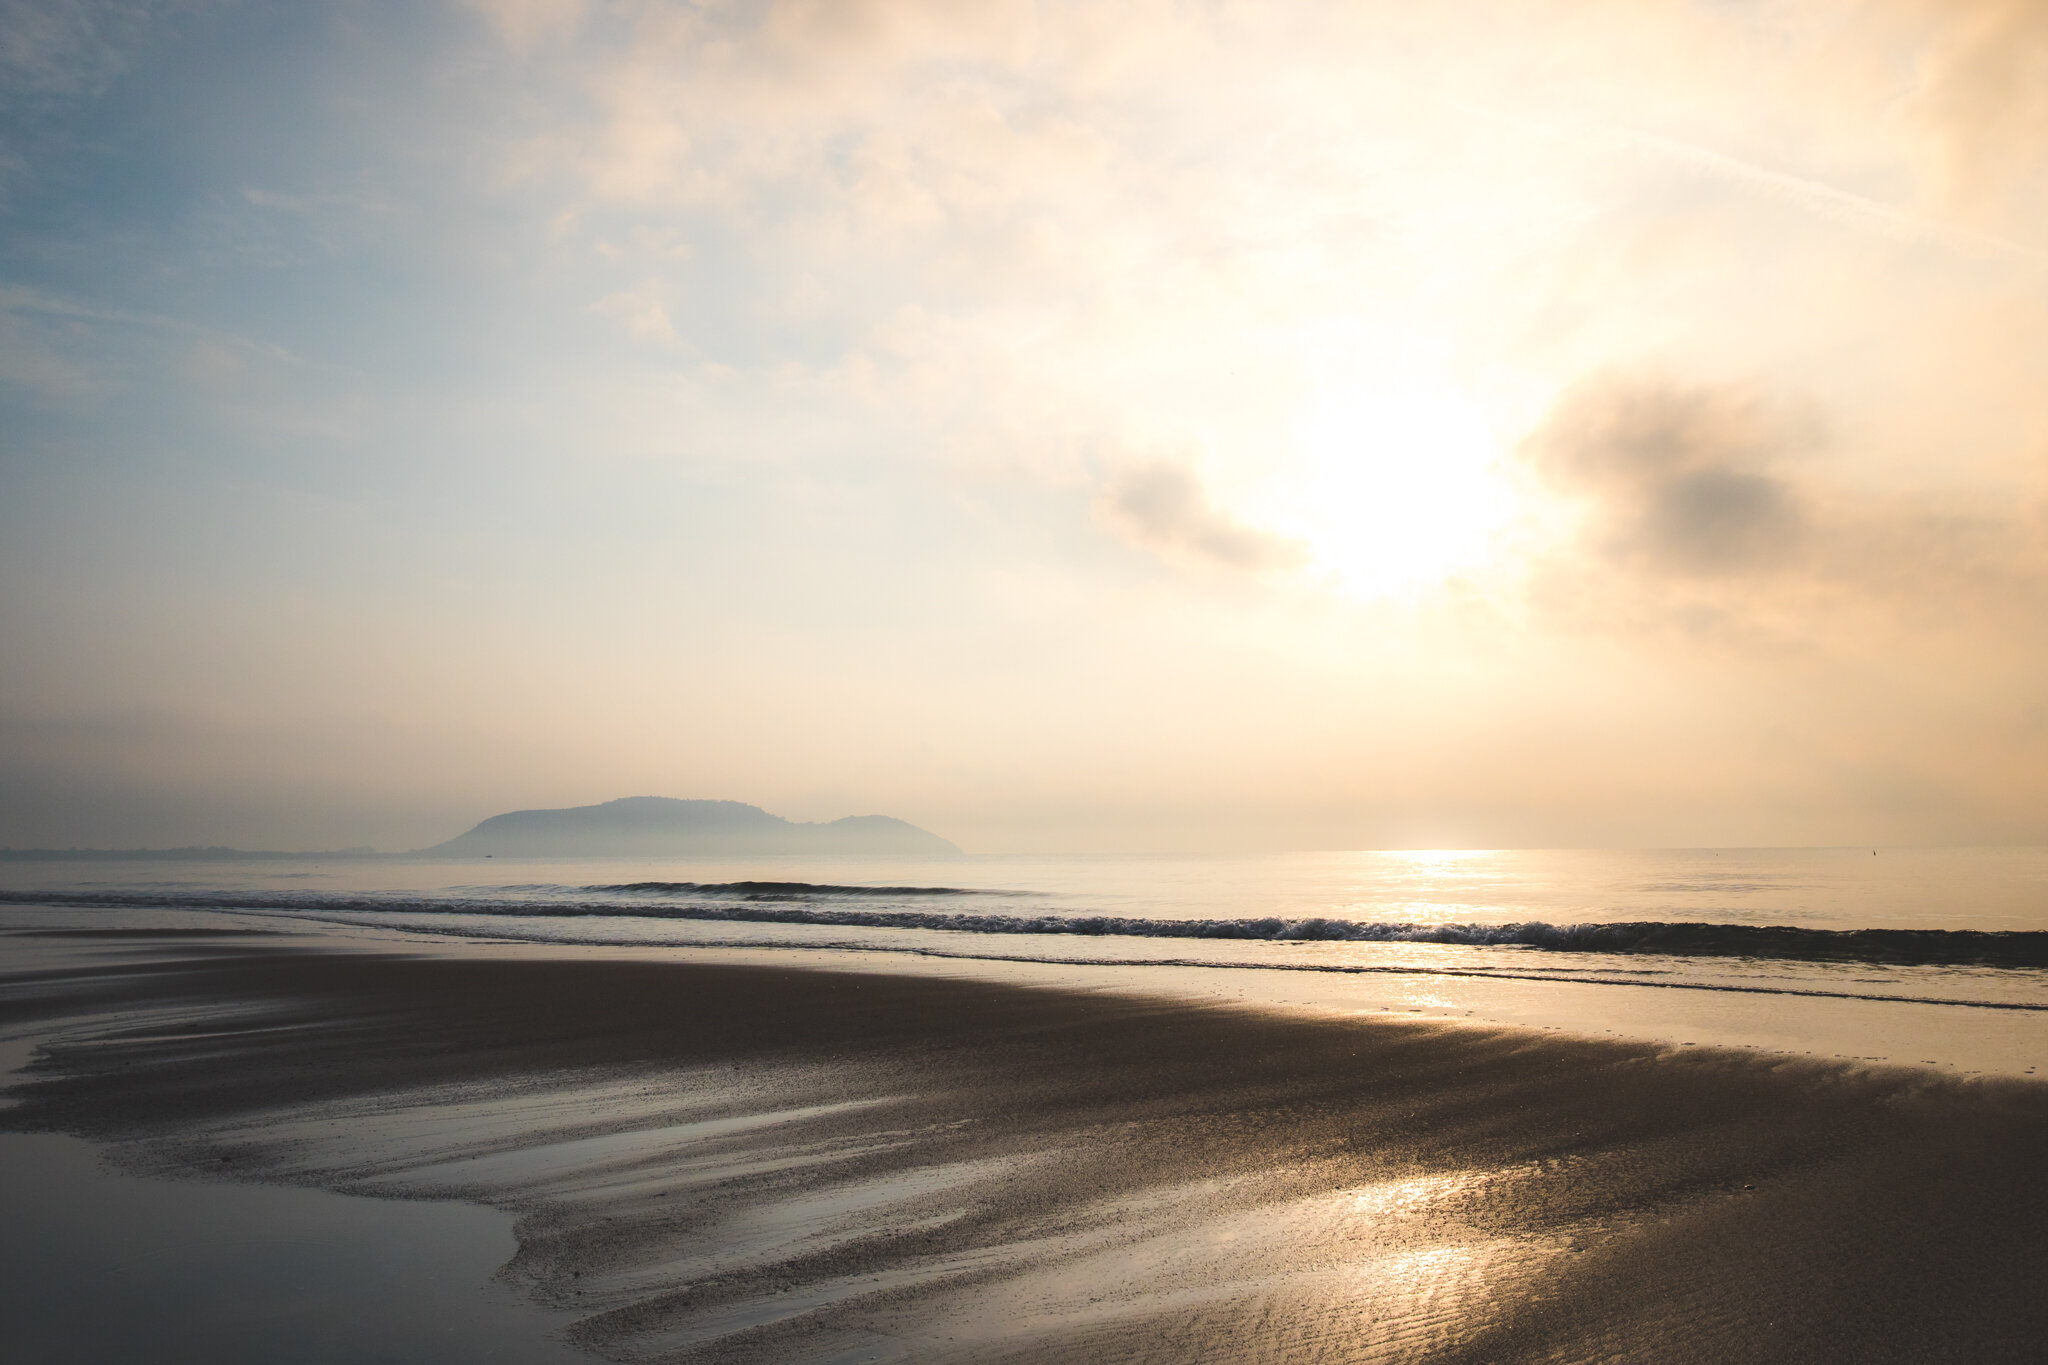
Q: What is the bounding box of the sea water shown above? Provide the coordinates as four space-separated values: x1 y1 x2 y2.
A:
5 847 2047 1073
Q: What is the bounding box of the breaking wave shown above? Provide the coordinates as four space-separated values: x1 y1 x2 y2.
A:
586 881 982 898
7 886 2048 969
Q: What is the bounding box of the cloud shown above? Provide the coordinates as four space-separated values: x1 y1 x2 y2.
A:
1102 463 1303 572
591 279 680 345
1521 372 2048 640
461 0 591 55
1902 0 2048 218
0 0 152 100
1524 377 1811 578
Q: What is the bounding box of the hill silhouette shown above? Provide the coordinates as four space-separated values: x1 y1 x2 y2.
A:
424 797 960 858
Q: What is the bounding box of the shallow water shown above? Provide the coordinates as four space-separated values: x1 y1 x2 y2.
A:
0 1131 585 1364
5 847 2048 1075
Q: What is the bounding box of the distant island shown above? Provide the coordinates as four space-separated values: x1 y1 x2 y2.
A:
0 798 961 861
423 797 961 858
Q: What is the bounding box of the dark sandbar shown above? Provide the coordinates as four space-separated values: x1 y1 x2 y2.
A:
4 928 2046 1363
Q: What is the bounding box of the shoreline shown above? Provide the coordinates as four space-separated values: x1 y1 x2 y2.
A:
13 897 2048 1077
6 922 2048 1362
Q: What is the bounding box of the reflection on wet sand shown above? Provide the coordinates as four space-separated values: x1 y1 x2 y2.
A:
85 1069 1568 1362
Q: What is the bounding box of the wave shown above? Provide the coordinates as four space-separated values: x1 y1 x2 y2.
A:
8 888 2048 969
586 881 981 898
385 924 2048 1013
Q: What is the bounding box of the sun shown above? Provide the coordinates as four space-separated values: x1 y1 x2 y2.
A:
1276 383 1512 597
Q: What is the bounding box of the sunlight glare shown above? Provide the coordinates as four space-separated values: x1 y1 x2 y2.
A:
1283 385 1511 597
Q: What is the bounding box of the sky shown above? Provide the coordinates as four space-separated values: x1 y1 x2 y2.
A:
3 0 2047 853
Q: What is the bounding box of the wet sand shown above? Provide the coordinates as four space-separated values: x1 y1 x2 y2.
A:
5 925 2048 1363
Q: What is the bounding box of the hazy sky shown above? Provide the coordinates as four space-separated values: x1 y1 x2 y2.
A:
4 0 2047 852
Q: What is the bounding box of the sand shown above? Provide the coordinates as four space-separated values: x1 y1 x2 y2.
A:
5 923 2047 1363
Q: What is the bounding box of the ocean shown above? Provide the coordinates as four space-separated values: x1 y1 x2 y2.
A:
6 845 2047 1074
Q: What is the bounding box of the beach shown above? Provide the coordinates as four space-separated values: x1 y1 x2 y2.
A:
14 0 2048 1357
6 917 2047 1363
